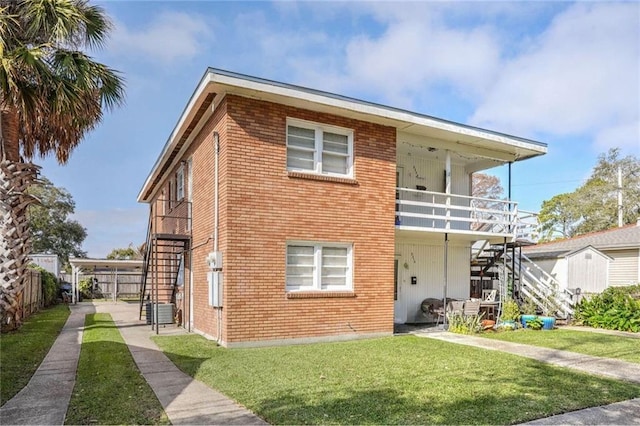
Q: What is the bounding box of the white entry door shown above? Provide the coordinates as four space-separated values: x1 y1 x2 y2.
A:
393 258 407 323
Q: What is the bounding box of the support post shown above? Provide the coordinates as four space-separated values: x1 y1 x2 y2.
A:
445 151 451 230
443 233 449 328
618 166 623 227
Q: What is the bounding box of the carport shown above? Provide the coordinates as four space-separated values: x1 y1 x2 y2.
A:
69 258 143 304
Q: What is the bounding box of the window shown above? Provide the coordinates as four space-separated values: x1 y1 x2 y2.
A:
167 179 173 210
286 243 353 291
286 119 353 177
176 166 185 201
175 253 184 287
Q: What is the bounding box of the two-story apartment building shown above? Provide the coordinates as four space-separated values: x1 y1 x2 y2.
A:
137 68 547 347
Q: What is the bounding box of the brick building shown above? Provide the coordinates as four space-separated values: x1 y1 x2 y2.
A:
137 68 547 347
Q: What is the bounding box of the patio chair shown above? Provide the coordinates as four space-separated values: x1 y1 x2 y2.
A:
449 300 465 316
482 289 497 302
463 300 481 317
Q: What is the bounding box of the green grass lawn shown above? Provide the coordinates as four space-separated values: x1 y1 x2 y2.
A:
480 329 640 364
154 334 640 425
65 313 169 425
0 304 70 405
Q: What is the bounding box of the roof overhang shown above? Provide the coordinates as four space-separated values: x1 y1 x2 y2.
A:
69 258 143 273
138 68 548 202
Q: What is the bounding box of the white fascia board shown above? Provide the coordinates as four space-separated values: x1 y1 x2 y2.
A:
139 68 548 202
208 71 547 155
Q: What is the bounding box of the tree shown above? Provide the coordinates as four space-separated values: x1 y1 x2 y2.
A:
28 177 87 267
472 173 504 200
471 173 505 230
107 245 143 260
538 148 640 240
0 0 125 330
538 193 581 240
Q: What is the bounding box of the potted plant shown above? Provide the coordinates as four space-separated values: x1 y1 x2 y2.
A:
520 297 557 330
500 299 520 330
519 297 538 328
538 302 558 330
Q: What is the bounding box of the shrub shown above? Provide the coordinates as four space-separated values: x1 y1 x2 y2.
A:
520 297 539 315
501 299 520 322
79 277 94 299
447 313 484 334
574 284 640 332
29 266 59 306
525 316 544 330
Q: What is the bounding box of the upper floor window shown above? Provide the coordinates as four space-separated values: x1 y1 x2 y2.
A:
176 166 185 201
286 242 353 292
286 118 353 177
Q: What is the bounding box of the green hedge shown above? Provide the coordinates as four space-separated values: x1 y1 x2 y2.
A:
574 285 640 332
29 265 59 307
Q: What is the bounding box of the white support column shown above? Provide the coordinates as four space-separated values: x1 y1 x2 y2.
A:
72 266 79 304
114 268 118 302
445 150 451 230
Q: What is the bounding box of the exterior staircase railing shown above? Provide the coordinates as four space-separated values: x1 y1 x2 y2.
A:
504 251 574 318
138 213 153 320
138 200 192 324
470 209 575 319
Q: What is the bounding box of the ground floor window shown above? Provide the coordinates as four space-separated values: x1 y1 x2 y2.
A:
286 242 353 292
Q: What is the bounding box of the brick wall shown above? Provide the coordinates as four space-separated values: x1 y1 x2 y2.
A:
157 93 397 345
218 95 397 345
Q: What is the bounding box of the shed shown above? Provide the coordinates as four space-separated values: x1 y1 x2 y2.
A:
524 222 640 293
565 246 613 293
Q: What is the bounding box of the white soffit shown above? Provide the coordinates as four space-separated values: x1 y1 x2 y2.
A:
139 68 547 201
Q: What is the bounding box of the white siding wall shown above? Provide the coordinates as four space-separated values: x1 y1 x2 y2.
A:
566 248 609 293
397 155 470 231
606 249 639 286
525 258 567 290
395 241 470 323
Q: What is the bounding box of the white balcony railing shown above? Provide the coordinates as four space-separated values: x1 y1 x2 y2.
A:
395 188 518 235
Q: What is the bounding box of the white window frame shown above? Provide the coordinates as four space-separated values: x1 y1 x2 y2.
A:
167 179 174 210
286 118 354 178
176 165 185 201
285 241 353 292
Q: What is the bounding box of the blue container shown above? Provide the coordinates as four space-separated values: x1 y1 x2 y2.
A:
520 314 536 328
540 316 556 330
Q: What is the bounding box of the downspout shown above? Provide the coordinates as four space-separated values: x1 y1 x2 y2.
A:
508 162 515 293
213 131 221 343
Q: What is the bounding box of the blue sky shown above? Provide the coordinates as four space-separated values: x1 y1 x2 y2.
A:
38 1 640 257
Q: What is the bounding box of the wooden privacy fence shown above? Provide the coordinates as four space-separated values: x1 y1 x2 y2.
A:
94 273 141 299
23 269 43 319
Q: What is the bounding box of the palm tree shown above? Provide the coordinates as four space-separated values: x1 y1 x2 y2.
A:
0 0 124 330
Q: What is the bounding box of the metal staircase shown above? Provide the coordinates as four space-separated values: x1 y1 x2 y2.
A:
470 210 575 319
139 200 191 323
471 241 575 319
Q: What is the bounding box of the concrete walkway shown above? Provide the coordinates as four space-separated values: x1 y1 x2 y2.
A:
414 330 640 424
0 303 95 425
94 302 266 425
0 302 266 425
418 331 640 384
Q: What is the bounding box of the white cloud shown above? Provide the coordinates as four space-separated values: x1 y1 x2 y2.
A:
470 2 640 149
342 20 501 106
109 11 213 64
72 207 148 258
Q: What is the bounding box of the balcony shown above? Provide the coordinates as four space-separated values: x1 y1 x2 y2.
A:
395 188 519 242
